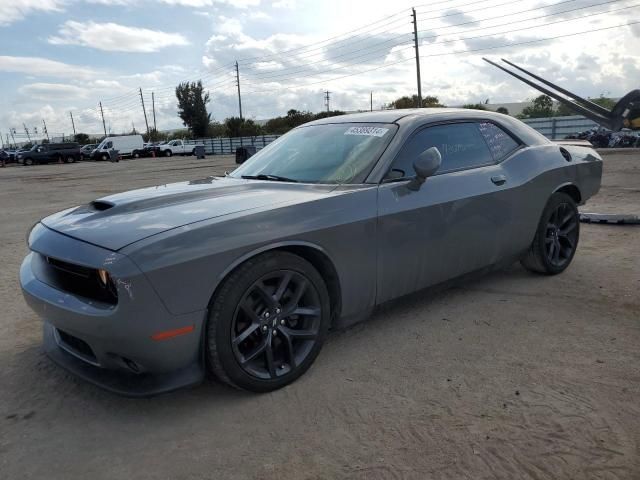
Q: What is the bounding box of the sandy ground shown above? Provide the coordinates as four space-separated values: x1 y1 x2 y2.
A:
0 153 638 480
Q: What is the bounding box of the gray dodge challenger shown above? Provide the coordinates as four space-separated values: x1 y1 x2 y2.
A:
20 109 603 396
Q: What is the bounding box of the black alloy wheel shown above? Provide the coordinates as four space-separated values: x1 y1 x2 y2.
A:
521 192 580 275
231 270 322 380
206 251 330 392
544 201 578 268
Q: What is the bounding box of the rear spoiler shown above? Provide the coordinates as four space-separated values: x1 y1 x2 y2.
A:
552 139 593 147
483 58 640 131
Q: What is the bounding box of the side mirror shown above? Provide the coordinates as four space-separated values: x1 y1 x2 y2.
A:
408 147 441 190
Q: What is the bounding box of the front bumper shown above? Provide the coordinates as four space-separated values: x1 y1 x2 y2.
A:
20 224 207 397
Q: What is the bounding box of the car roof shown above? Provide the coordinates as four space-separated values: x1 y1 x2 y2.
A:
307 108 479 125
305 108 549 146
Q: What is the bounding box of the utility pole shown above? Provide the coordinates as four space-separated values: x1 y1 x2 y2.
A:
411 7 422 108
370 91 373 112
324 90 330 113
152 92 157 132
235 61 243 121
42 119 50 141
99 102 107 136
139 88 150 137
23 123 31 143
10 128 16 147
70 111 76 136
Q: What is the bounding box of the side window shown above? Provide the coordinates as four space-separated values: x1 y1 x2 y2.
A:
478 122 520 161
390 123 494 177
106 141 113 149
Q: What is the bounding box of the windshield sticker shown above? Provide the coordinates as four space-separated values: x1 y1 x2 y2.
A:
344 126 389 137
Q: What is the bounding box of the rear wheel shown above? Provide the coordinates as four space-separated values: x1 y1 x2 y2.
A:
521 192 580 275
207 251 330 392
65 155 75 163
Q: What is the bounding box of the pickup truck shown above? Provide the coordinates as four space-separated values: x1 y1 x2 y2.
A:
157 139 201 157
18 143 81 165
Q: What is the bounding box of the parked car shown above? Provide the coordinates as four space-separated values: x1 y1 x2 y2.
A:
20 109 602 396
79 144 97 160
18 143 81 165
91 135 144 160
2 149 17 163
142 143 161 157
157 139 201 157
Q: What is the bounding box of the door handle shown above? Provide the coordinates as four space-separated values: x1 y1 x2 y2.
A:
491 175 507 186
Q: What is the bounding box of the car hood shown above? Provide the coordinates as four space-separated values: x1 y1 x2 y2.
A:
41 176 338 251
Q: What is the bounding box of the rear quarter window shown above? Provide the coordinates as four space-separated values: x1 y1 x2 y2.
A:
478 122 520 161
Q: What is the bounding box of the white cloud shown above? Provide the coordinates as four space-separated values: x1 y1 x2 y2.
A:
48 20 190 52
0 0 65 26
272 0 295 8
0 55 98 79
18 83 88 100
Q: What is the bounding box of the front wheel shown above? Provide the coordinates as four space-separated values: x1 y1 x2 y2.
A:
521 192 580 275
164 150 172 157
24 158 34 166
207 251 331 392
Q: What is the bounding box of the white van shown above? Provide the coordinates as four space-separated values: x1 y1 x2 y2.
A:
91 135 144 160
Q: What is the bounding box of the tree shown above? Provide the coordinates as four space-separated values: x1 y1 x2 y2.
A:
74 133 90 144
175 80 211 138
390 95 445 109
224 117 262 137
555 94 616 116
496 107 509 115
461 103 487 110
423 96 445 107
520 95 555 118
207 122 226 137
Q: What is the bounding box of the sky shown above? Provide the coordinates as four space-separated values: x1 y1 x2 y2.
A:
0 0 639 142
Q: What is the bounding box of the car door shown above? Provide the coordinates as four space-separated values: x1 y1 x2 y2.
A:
376 121 521 304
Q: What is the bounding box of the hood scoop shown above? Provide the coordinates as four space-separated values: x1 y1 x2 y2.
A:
89 200 114 211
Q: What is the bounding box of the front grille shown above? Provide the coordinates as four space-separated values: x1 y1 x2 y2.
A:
56 329 98 363
44 256 118 305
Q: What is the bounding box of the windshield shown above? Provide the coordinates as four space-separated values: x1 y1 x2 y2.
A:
230 123 397 184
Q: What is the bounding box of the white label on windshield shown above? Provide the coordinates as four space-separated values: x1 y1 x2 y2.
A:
344 126 389 137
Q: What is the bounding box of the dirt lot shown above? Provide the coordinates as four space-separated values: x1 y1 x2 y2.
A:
0 152 638 480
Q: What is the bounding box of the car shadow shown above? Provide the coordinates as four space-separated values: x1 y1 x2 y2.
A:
3 262 533 419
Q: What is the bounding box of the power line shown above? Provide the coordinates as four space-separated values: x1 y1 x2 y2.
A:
242 4 635 86
240 17 411 68
242 20 639 94
237 8 411 63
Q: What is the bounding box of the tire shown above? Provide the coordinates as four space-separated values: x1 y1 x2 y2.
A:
191 149 196 156
207 251 331 392
101 153 109 161
164 150 172 157
65 155 75 163
133 151 140 159
24 158 34 166
521 192 580 275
